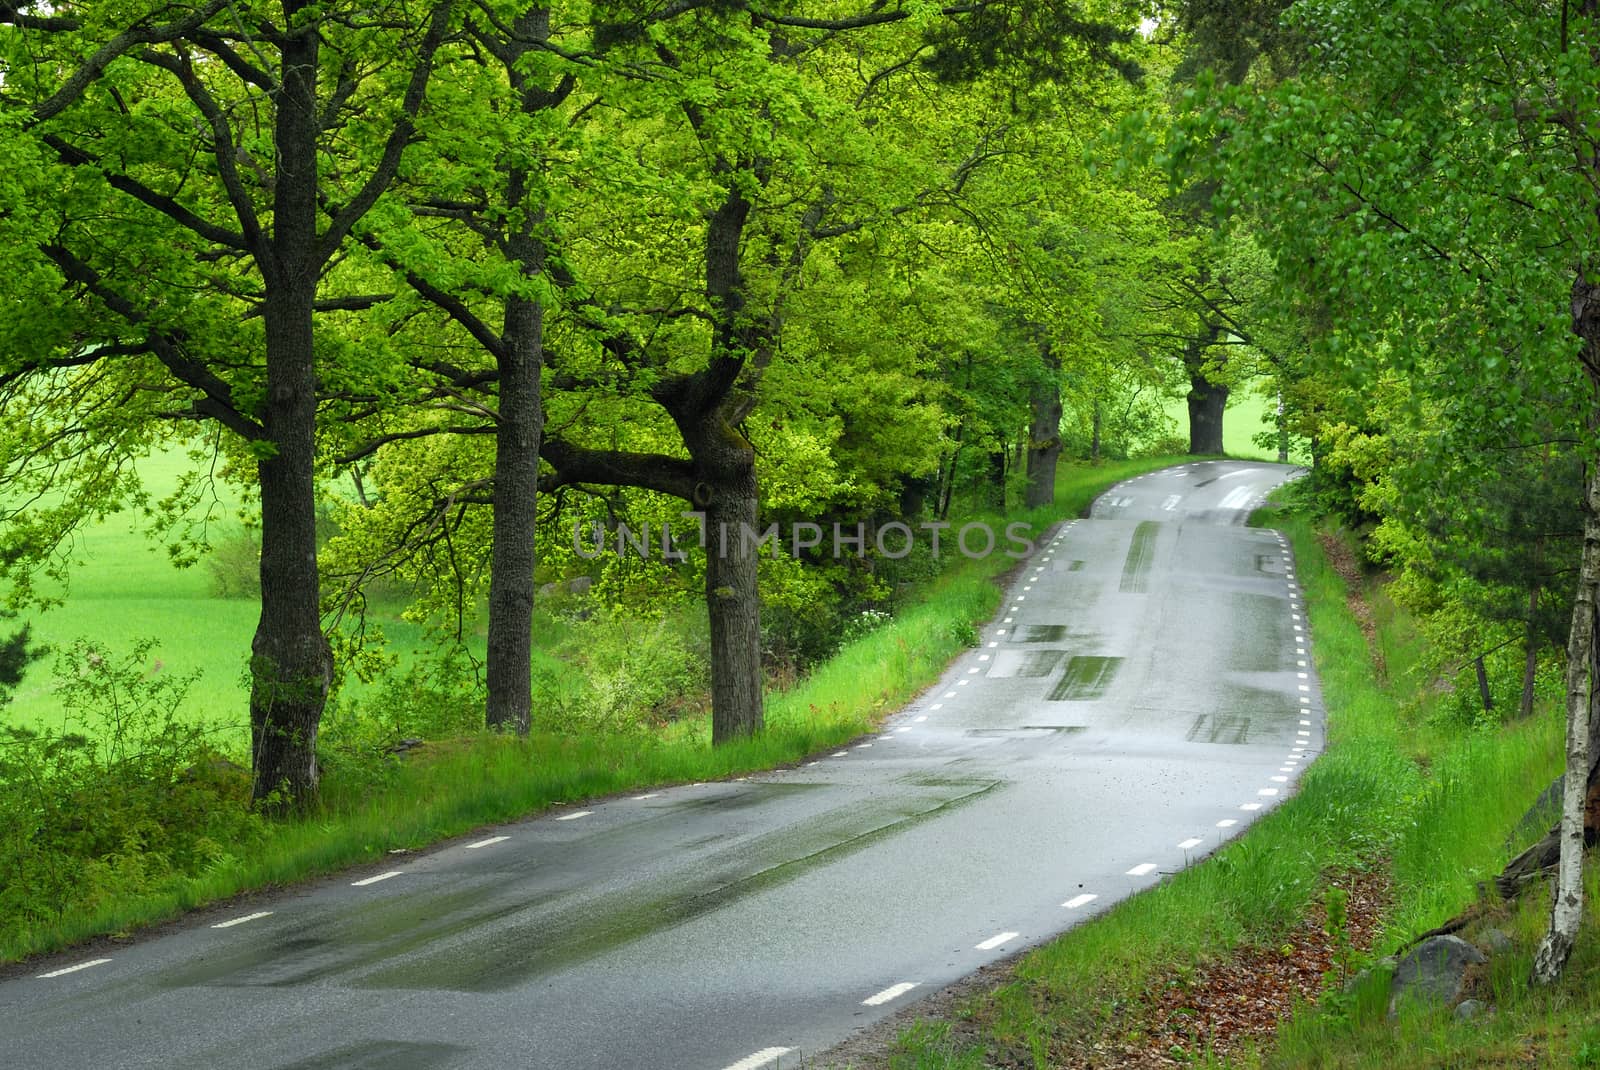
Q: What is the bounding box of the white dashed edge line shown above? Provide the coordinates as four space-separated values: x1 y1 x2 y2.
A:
351 871 401 887
1126 862 1158 877
862 981 920 1006
1063 893 1098 909
555 810 593 821
37 958 110 979
721 1047 793 1070
465 835 510 849
212 911 273 929
975 931 1019 951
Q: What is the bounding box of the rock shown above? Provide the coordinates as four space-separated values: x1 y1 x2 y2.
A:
1477 928 1513 955
1387 936 1487 1017
564 575 593 596
1342 955 1397 994
387 737 426 756
1454 999 1487 1021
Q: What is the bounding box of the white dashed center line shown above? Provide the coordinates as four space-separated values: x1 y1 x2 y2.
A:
212 910 273 929
862 981 920 1006
36 958 110 979
351 871 401 887
1063 893 1098 909
975 931 1020 950
722 1047 793 1070
1125 862 1158 877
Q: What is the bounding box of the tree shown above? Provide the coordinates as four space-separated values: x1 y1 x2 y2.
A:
1184 0 1600 983
0 0 456 809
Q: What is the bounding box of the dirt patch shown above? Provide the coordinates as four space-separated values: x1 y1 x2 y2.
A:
1316 532 1387 682
819 867 1393 1070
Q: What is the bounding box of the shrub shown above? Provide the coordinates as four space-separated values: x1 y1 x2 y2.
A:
0 639 259 946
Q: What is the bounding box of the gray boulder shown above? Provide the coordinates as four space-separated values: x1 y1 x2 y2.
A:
1477 927 1513 956
1454 999 1487 1021
1387 935 1486 1017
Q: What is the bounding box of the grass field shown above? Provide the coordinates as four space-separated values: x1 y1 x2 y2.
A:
1158 381 1296 462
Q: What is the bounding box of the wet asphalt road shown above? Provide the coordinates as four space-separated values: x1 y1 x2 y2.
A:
0 460 1320 1070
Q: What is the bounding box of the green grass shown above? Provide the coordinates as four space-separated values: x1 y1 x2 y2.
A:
1158 381 1304 462
881 498 1565 1070
1 453 1195 964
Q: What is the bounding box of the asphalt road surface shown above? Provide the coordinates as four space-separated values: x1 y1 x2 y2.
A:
1 459 1319 1070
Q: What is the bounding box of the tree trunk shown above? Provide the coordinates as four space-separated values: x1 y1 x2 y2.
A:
1026 350 1062 508
1277 390 1289 463
703 460 763 742
250 11 331 811
485 294 544 733
1532 463 1599 984
1187 373 1228 455
1522 585 1541 720
1184 322 1227 455
1091 398 1103 463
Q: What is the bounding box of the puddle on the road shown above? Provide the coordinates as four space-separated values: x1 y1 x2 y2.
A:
1049 655 1123 700
1186 713 1252 744
352 781 1000 992
986 649 1066 678
1120 521 1159 593
1015 624 1068 643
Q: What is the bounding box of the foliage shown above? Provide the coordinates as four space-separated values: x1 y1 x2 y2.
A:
0 640 259 948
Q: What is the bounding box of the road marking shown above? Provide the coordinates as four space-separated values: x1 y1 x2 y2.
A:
1299 719 1311 726
944 691 957 698
1004 617 1014 624
1297 673 1308 680
1023 585 1033 591
556 810 593 821
806 761 820 766
1015 595 1025 601
1063 893 1098 909
976 931 1019 950
351 871 401 887
1259 787 1280 796
856 743 873 749
988 642 999 648
895 727 912 734
968 667 981 674
722 1048 793 1070
1161 494 1181 511
1297 659 1307 667
1240 802 1263 811
213 911 273 929
1292 614 1302 621
834 751 849 757
1293 624 1303 632
1126 862 1158 876
1217 819 1238 828
1298 684 1310 691
1300 696 1311 704
979 655 990 661
921 711 935 717
862 981 920 1006
1298 729 1310 736
465 835 511 848
1271 775 1288 783
997 629 1007 635
1177 837 1204 850
1297 647 1306 654
37 958 111 979
958 679 970 687
1280 766 1295 773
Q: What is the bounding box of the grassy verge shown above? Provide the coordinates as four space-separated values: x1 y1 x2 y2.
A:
882 501 1564 1069
1 454 1190 965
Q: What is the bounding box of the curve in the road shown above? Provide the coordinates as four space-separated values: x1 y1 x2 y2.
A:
0 460 1318 1070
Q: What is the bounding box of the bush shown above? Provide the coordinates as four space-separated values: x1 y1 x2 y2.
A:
532 608 708 732
204 530 261 598
0 639 259 947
